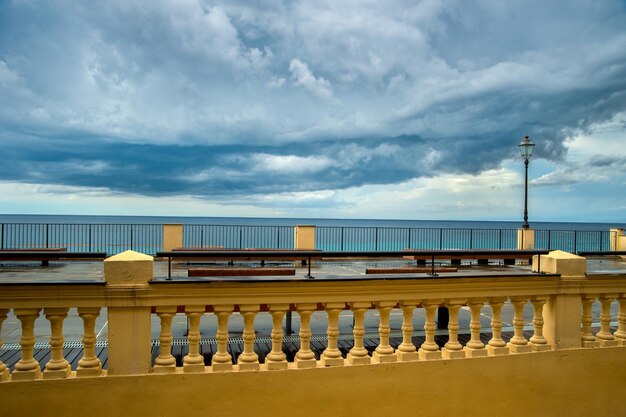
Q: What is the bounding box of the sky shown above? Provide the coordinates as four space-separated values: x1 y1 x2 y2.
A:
0 0 625 223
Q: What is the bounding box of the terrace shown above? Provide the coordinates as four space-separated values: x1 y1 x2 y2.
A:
0 224 625 417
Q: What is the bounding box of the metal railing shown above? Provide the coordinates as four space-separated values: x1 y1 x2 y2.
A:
315 226 520 251
183 225 294 249
0 223 162 255
0 223 616 255
535 230 612 253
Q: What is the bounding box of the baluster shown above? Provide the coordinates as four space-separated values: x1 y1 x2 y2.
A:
0 309 9 381
395 301 419 362
294 303 317 369
237 304 260 371
442 299 465 359
43 307 71 379
507 297 532 353
596 295 618 347
153 306 177 374
581 295 599 348
320 302 345 367
464 299 487 358
529 297 551 352
212 304 234 372
183 305 205 373
77 307 103 377
13 308 42 380
487 298 509 355
266 304 289 370
347 302 371 365
419 300 442 360
614 295 626 346
372 301 397 363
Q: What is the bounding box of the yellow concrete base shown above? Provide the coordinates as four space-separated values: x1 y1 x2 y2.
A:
11 368 42 381
294 358 317 369
266 361 288 371
507 343 532 354
347 354 371 365
319 356 345 367
463 347 488 358
530 343 552 352
582 340 600 348
487 345 509 355
395 351 419 362
238 362 260 372
2 348 626 417
599 340 619 347
183 363 205 373
418 349 441 360
371 352 397 364
442 349 465 359
77 367 104 377
212 363 234 372
43 367 71 380
151 365 176 374
0 368 10 382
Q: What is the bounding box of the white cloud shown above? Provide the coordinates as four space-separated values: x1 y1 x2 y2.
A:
251 153 335 173
288 59 334 99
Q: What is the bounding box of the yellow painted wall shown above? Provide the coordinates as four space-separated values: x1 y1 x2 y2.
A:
2 347 625 417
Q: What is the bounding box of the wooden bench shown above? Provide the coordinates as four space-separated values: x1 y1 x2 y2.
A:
1 248 67 266
188 268 296 277
365 267 458 274
0 249 106 266
402 250 534 265
171 248 322 265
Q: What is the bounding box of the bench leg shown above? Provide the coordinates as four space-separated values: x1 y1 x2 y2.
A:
477 259 489 265
503 259 515 265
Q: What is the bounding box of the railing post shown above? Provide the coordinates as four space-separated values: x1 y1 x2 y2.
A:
104 250 153 376
1 223 4 249
162 224 183 251
375 227 379 251
536 250 587 350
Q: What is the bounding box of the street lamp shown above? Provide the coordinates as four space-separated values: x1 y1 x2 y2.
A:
518 135 535 229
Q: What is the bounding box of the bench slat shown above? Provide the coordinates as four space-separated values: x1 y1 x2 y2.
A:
188 268 296 277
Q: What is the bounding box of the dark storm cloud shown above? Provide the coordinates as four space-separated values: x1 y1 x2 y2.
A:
1 0 625 198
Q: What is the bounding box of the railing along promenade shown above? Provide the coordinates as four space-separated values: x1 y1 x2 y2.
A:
1 222 622 255
0 249 625 416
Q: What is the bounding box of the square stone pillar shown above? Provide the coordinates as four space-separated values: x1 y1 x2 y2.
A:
294 225 316 250
535 250 586 350
517 228 535 250
163 224 183 251
104 251 153 376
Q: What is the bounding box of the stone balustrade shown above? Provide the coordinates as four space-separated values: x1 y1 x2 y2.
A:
0 250 625 382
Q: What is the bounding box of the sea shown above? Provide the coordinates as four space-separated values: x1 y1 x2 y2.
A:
0 214 624 230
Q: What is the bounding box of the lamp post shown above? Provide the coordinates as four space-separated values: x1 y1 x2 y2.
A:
518 135 535 229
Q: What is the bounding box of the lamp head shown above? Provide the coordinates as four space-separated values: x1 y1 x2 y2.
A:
518 135 535 161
